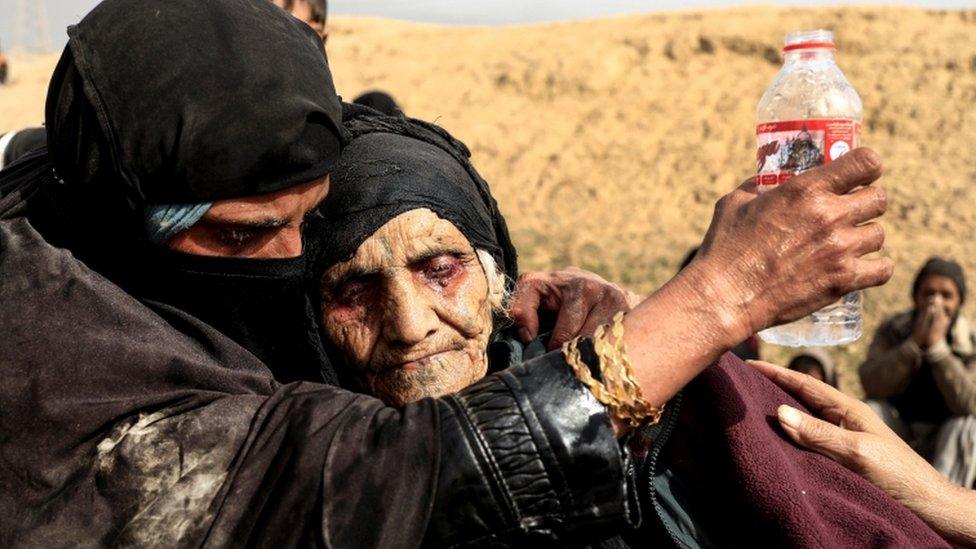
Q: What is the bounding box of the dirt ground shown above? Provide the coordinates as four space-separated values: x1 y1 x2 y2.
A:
3 7 975 392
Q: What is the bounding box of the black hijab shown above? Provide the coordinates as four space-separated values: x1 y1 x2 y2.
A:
311 109 517 284
2 0 345 383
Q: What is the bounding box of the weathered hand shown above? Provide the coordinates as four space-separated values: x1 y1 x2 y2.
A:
925 298 951 349
692 148 892 339
510 267 641 349
912 304 935 348
750 360 976 547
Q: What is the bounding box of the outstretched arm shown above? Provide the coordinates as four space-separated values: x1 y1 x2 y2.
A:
621 149 891 422
751 359 976 548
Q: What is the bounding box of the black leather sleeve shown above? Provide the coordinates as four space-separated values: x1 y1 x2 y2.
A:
424 348 638 547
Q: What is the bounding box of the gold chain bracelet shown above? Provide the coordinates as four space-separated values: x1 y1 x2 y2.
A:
562 312 664 428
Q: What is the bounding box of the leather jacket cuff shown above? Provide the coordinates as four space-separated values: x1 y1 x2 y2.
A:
425 348 636 547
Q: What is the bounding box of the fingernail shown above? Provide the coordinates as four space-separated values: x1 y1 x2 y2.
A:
778 405 802 429
518 328 532 342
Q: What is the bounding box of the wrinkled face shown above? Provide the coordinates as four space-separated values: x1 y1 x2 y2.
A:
320 209 493 406
914 274 962 319
168 175 329 258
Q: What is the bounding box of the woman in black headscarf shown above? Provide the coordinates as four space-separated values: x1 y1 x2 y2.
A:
0 2 641 545
11 0 345 383
311 108 524 405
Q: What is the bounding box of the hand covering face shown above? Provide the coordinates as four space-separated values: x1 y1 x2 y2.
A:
2 0 346 383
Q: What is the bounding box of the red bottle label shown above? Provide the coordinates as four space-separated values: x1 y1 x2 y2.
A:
756 119 861 188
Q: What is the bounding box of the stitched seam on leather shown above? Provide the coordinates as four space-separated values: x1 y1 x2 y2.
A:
445 393 521 528
498 369 579 513
451 390 522 524
457 375 560 522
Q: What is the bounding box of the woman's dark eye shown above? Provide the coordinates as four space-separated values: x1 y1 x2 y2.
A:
424 256 462 283
216 227 260 248
334 281 369 305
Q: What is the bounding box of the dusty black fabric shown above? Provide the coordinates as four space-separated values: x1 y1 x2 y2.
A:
0 217 440 547
0 216 633 547
311 109 517 285
134 250 338 384
48 0 344 207
10 0 347 383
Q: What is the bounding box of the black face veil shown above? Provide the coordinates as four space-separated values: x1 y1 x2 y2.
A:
1 0 346 383
310 111 518 290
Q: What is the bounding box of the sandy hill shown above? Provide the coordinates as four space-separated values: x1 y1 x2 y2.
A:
2 7 976 391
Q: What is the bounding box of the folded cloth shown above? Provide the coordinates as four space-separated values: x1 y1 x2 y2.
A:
932 414 976 488
660 353 947 547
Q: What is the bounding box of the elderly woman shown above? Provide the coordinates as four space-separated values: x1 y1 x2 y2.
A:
312 113 521 406
309 110 945 546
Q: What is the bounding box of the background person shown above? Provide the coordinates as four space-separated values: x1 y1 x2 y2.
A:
272 0 328 43
753 359 976 548
788 347 837 387
860 257 976 488
353 89 403 116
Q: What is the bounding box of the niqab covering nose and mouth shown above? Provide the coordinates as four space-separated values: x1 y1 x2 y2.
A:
311 108 518 286
1 0 346 383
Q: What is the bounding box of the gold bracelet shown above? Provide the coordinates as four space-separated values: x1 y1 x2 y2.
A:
562 312 664 428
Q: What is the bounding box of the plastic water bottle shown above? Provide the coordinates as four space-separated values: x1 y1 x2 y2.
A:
756 29 863 347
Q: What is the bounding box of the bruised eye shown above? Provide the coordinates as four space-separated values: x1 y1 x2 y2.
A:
422 255 465 286
326 277 374 307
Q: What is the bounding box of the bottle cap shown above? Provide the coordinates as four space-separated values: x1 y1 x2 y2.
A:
783 29 835 52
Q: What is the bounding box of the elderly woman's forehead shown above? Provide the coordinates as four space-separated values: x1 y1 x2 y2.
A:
325 209 473 274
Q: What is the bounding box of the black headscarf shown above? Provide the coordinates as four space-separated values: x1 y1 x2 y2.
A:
311 109 517 285
47 0 343 207
2 0 345 383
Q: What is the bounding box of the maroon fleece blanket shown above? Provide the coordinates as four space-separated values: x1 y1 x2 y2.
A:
662 352 947 547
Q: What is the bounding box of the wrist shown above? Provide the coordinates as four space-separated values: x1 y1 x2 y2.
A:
670 258 753 350
919 477 976 545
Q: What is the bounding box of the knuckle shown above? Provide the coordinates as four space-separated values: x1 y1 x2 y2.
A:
848 436 877 465
714 194 731 215
853 147 883 176
826 269 853 297
870 223 886 244
807 202 836 232
824 231 846 254
871 187 888 213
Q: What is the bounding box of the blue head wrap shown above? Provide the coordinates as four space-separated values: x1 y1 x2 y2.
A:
145 203 212 245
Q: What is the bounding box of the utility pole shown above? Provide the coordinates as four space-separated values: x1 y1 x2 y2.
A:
14 0 53 52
